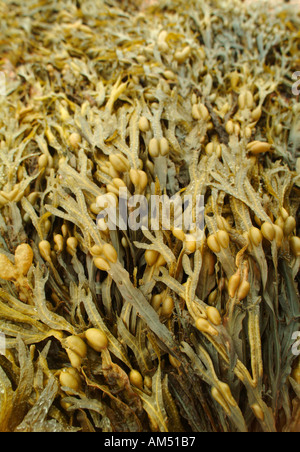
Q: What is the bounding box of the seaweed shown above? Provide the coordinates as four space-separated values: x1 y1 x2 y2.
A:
0 0 299 432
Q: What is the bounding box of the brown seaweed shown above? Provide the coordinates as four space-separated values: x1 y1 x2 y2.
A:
0 0 299 432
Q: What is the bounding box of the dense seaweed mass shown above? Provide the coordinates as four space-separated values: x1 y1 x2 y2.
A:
0 0 299 432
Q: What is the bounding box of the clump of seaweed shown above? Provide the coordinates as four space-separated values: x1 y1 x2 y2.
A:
0 0 299 432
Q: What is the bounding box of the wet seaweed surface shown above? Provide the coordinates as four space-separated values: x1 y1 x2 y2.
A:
0 0 299 432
